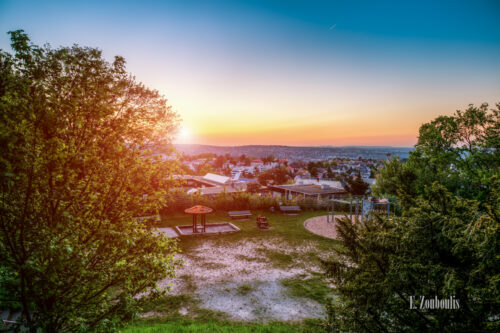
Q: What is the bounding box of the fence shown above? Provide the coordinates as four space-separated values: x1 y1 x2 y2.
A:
162 191 279 214
161 190 401 216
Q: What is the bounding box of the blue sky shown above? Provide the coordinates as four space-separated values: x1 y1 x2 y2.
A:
1 0 499 146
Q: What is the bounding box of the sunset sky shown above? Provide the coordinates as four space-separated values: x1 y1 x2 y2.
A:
1 0 499 147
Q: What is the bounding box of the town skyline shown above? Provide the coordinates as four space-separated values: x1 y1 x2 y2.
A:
1 0 499 146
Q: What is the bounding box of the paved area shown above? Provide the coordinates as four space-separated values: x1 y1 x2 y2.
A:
156 227 179 238
303 215 354 239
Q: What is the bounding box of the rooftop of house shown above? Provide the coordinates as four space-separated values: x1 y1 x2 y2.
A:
175 175 222 187
188 185 245 196
270 184 346 195
203 173 230 185
294 177 343 189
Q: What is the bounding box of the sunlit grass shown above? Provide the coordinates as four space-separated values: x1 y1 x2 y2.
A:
281 274 333 305
121 318 325 333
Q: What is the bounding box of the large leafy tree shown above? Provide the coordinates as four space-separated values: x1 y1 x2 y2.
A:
373 103 499 205
345 171 370 196
0 31 181 331
257 166 291 185
324 103 500 332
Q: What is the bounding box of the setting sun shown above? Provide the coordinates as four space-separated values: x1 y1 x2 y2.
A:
176 126 193 144
180 127 190 137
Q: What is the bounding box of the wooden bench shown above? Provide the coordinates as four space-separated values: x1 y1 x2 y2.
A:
228 210 252 220
279 206 301 215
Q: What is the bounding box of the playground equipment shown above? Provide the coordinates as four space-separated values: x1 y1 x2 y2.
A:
326 196 391 223
176 205 240 236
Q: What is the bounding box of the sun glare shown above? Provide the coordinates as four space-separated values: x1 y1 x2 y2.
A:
180 127 191 138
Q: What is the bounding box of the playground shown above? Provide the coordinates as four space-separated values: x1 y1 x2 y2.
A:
135 198 391 326
139 210 336 324
304 197 391 239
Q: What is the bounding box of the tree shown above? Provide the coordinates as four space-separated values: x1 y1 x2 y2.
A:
262 155 275 164
310 167 318 178
307 161 318 176
213 155 225 170
257 166 291 185
245 181 261 193
326 166 334 179
344 172 369 195
325 182 500 332
372 157 417 209
323 103 500 332
195 162 215 176
374 103 499 207
0 31 180 331
221 165 232 177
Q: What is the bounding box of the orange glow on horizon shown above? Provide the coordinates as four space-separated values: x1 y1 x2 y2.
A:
174 118 419 147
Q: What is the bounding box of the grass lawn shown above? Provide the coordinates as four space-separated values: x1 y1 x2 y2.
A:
123 209 340 332
121 318 326 333
157 209 339 256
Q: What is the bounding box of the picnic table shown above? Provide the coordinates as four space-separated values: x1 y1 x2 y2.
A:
279 205 301 215
228 210 252 220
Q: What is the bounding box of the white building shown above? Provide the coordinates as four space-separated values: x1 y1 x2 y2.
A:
293 176 344 190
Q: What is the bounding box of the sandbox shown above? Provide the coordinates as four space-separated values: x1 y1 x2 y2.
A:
175 222 240 236
155 227 179 238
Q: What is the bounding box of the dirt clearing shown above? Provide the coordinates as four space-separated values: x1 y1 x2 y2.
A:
158 237 329 321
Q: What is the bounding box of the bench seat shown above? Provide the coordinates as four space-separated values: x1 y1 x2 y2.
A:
228 210 252 219
279 206 301 214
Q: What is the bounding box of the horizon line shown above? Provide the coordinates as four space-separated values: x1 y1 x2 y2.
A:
173 143 415 149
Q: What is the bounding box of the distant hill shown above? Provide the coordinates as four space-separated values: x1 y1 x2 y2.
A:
174 144 414 160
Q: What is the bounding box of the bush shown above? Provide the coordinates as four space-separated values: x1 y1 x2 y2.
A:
162 191 279 214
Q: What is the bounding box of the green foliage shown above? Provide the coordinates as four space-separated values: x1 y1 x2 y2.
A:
139 293 196 318
261 250 294 268
290 196 325 210
258 166 291 185
213 155 225 169
323 103 500 332
0 31 180 331
372 157 417 201
326 167 334 179
245 181 261 193
194 162 215 176
163 191 278 214
344 172 370 195
236 283 254 296
281 275 332 304
262 155 275 164
375 103 499 206
122 319 317 333
325 185 500 332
